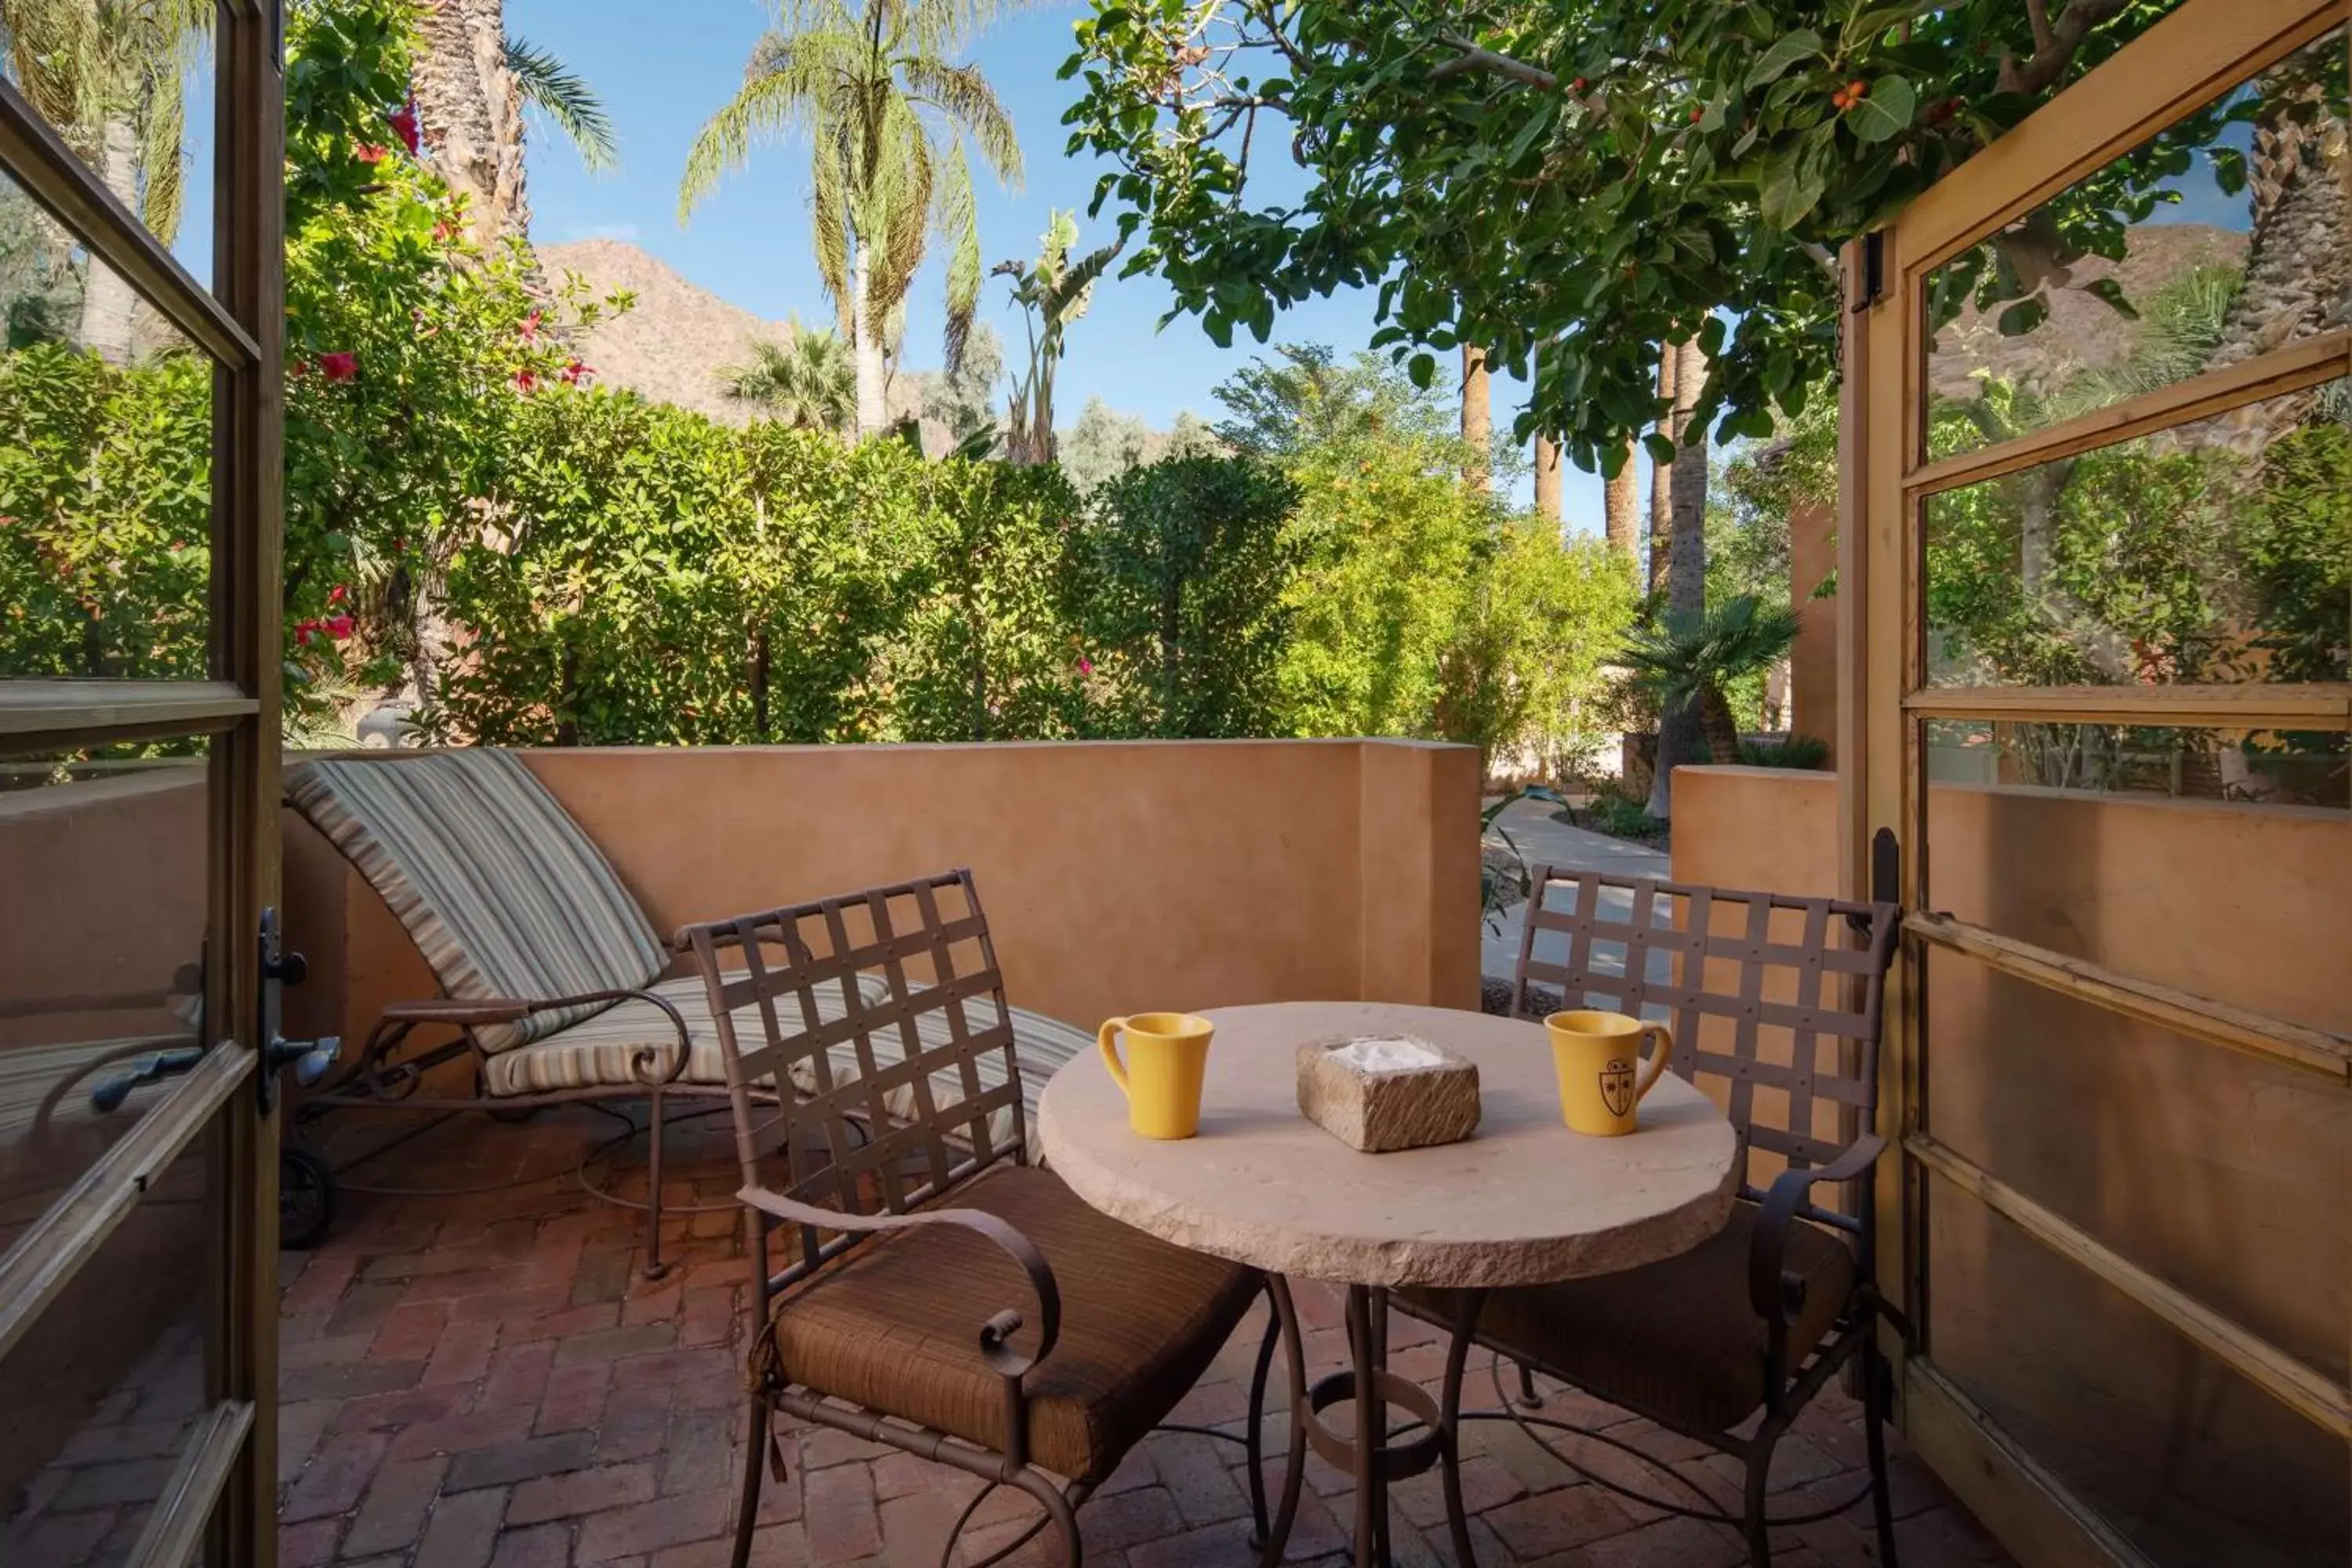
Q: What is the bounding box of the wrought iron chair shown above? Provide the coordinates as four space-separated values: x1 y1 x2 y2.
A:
680 870 1277 1568
1399 866 1904 1568
282 749 1093 1276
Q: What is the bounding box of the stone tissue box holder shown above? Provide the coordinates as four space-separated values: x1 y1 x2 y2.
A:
1296 1035 1480 1152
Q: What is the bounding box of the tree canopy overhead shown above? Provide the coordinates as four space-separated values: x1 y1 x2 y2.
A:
1058 0 2212 473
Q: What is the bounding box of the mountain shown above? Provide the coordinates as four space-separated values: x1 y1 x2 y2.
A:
538 240 926 431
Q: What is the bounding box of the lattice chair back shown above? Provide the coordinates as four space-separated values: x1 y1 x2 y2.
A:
1513 868 1900 1203
681 869 1029 1285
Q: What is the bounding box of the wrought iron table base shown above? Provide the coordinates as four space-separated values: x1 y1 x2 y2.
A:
1257 1277 1487 1568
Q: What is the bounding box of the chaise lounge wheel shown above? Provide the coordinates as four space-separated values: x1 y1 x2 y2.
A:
280 1145 338 1250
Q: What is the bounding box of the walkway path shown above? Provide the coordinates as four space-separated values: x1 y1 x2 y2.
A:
1482 797 1671 982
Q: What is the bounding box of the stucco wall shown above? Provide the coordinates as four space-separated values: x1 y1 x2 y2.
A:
1672 764 2350 1562
282 739 1483 1051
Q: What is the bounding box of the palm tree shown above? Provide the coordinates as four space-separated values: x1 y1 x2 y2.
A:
1622 594 1803 769
996 209 1118 464
1 0 208 361
679 0 1025 444
720 319 855 434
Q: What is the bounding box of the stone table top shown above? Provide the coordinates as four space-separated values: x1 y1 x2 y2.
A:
1037 1001 1740 1289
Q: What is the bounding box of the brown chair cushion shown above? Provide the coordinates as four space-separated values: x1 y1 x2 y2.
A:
768 1163 1260 1481
1403 1203 1856 1432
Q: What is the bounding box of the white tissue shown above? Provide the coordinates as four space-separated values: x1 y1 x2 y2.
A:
1328 1036 1443 1074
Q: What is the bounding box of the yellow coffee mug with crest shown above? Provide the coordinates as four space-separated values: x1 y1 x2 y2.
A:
1544 1010 1673 1136
1097 1012 1215 1139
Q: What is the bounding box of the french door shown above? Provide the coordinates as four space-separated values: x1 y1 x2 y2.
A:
1845 0 2351 1563
0 4 285 1566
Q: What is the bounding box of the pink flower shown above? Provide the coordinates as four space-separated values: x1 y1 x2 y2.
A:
520 310 542 344
318 351 358 383
355 143 389 165
560 358 592 385
388 100 420 157
294 619 321 647
512 368 538 393
1076 656 1094 676
432 219 458 244
325 614 356 641
327 583 349 606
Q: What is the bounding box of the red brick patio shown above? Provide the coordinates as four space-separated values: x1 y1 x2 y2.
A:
14 1107 2016 1567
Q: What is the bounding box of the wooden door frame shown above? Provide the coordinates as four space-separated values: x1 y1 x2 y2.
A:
1841 1 2352 1563
0 3 285 1565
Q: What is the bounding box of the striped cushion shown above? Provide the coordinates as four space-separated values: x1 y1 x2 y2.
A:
285 750 666 1053
479 974 1091 1157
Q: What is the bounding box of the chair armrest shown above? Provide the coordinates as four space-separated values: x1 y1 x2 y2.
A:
1747 1134 1886 1326
381 989 695 1086
736 1184 1062 1377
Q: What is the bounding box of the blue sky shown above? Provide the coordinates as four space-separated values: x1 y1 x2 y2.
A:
499 0 1590 522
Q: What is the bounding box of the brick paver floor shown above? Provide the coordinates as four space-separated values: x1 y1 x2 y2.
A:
8 1107 2017 1566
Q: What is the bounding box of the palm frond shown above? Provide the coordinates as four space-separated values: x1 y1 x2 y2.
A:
506 34 619 174
1621 594 1803 714
898 55 1022 187
935 139 979 372
679 31 858 219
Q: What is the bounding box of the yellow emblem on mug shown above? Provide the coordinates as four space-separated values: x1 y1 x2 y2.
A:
1097 1012 1215 1139
1544 1010 1674 1136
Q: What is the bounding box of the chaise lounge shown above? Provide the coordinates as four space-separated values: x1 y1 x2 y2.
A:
283 746 1092 1276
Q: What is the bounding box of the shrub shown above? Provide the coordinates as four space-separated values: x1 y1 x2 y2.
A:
1736 733 1831 769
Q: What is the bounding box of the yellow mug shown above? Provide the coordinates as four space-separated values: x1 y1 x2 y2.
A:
1544 1010 1674 1136
1097 1012 1214 1139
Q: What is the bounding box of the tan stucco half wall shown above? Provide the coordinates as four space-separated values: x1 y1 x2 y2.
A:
281 739 1483 1051
1671 764 2351 1559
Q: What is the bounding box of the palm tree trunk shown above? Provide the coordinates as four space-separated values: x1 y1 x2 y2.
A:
1646 347 1674 592
78 114 141 362
1534 432 1563 521
1698 684 1742 764
416 0 532 249
1461 344 1490 492
851 244 888 442
1603 434 1639 560
1647 338 1711 820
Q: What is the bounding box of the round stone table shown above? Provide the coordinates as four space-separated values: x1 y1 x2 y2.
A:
1038 1001 1740 1568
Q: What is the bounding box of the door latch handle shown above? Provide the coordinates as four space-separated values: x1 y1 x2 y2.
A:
90 1046 205 1113
260 1034 339 1113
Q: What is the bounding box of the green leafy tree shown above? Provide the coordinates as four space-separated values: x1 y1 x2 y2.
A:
1275 423 1494 739
1074 454 1301 737
680 0 1027 442
1058 395 1155 495
1062 0 2242 478
720 320 855 434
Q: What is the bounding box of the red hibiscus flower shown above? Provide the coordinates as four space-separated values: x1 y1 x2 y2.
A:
388 100 420 157
512 368 538 393
355 143 389 165
294 619 321 647
325 614 356 641
327 583 350 606
520 310 543 344
432 219 458 244
560 359 592 386
318 351 358 382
